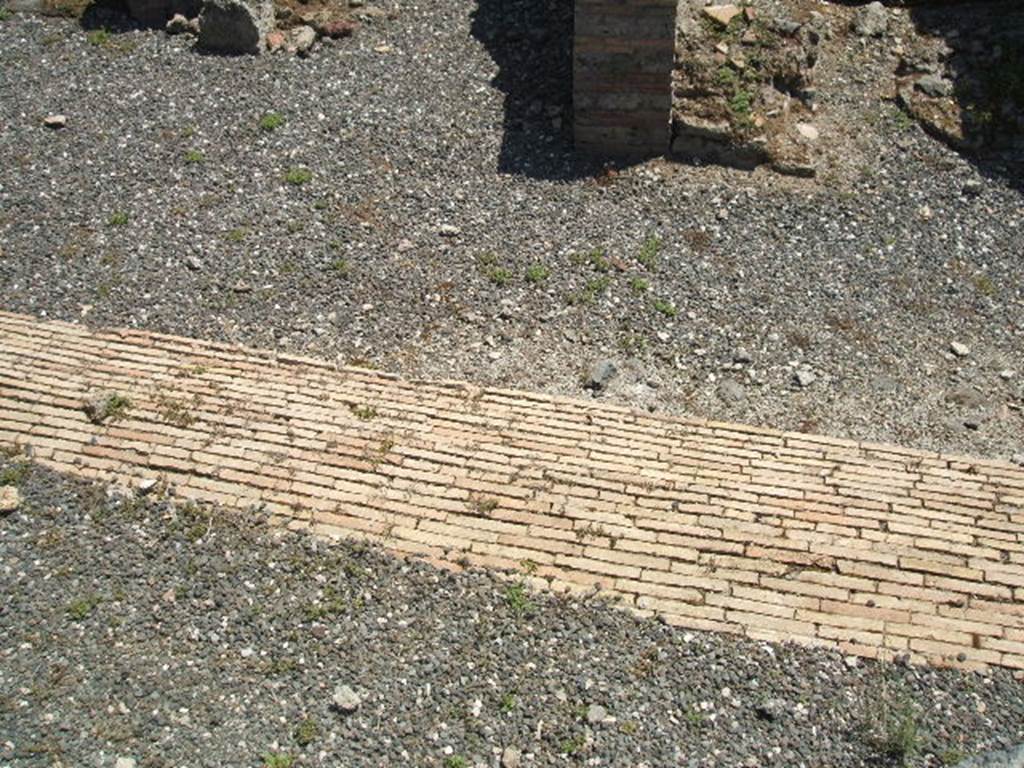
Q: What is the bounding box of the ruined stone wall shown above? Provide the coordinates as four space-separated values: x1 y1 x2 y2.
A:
573 0 677 157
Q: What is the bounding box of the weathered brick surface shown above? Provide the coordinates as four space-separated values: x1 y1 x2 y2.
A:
573 0 676 156
2 311 1024 670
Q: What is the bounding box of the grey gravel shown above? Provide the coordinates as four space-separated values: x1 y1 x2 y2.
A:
2 459 1024 768
0 5 1022 464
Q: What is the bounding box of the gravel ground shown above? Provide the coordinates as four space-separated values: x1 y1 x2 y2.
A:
0 2 1022 463
1 459 1023 768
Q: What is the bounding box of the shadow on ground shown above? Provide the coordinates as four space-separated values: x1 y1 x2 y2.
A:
847 0 1024 190
471 0 622 180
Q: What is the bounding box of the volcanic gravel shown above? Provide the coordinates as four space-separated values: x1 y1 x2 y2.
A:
1 460 1023 768
0 2 1022 464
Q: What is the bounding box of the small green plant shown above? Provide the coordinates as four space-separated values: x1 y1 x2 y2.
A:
350 404 377 421
330 257 350 275
225 228 246 243
972 274 995 295
863 689 920 766
470 496 499 516
262 753 295 768
684 708 705 727
877 705 919 764
504 582 533 617
86 393 131 423
86 28 111 46
525 263 551 283
285 167 312 185
259 112 285 132
578 247 610 272
67 594 101 621
301 587 346 621
293 717 318 747
629 276 649 293
155 393 197 428
0 7 11 21
569 274 611 305
499 692 517 712
486 266 512 286
652 298 677 318
444 758 468 768
185 149 204 164
559 733 586 755
0 462 28 486
729 88 753 125
940 749 965 766
637 234 661 268
618 333 647 356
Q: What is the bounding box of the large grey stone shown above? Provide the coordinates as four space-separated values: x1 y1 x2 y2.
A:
198 0 274 55
585 359 617 391
331 684 361 713
0 485 21 514
852 2 888 37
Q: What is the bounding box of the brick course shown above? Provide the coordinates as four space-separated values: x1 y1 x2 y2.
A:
1 311 1023 670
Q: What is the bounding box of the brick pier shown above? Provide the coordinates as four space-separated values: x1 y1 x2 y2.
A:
2 311 1024 671
573 0 677 157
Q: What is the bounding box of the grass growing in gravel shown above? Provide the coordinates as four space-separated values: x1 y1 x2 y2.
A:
86 28 110 46
293 717 318 747
652 298 677 318
330 257 350 276
262 752 295 768
862 684 921 766
0 7 12 21
570 247 610 272
504 582 533 617
568 275 611 306
487 267 511 286
443 758 468 768
259 112 285 132
108 211 129 227
525 263 551 283
184 149 204 164
225 228 247 243
66 594 101 621
477 253 511 286
285 167 313 186
637 234 661 268
559 733 586 755
629 277 649 293
0 462 29 486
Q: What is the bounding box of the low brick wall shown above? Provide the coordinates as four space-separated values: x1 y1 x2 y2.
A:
573 0 677 157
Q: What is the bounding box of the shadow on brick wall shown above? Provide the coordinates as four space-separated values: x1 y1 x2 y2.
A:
471 0 607 180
